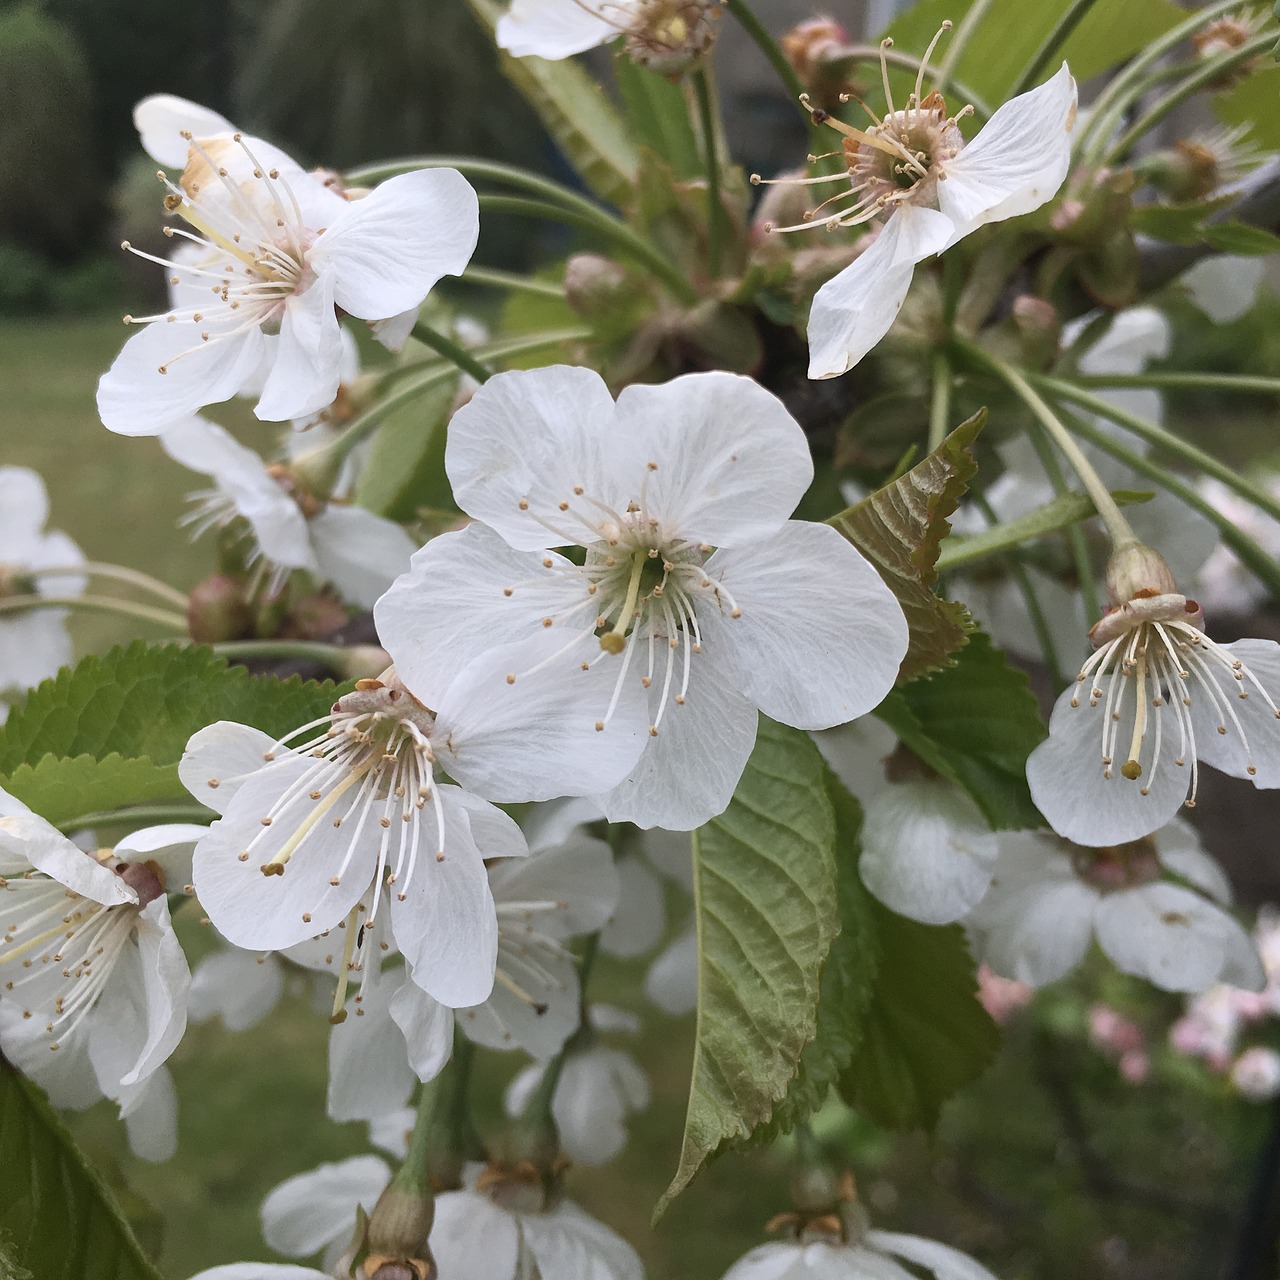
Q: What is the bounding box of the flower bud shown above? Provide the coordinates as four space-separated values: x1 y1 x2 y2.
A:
337 644 394 681
625 0 719 78
186 574 253 644
363 1180 436 1279
280 591 350 640
1010 294 1061 369
564 254 630 319
1192 17 1260 86
781 16 849 84
1105 541 1179 606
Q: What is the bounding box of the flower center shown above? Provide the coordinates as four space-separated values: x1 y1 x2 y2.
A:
1071 837 1162 891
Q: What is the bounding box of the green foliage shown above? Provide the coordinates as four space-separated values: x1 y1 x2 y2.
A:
2 755 187 827
612 59 703 180
656 720 839 1217
883 0 1184 108
829 413 983 685
0 5 101 260
1200 222 1280 257
0 643 345 773
735 773 879 1148
837 904 1001 1131
355 370 461 521
466 0 640 205
876 632 1046 831
0 1062 162 1280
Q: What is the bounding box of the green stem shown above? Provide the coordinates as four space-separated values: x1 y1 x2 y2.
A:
56 804 212 833
955 339 1138 548
1009 0 1099 98
692 67 725 278
1104 32 1277 165
0 593 186 632
478 195 698 303
1039 375 1280 525
210 639 356 670
1071 372 1280 396
1025 427 1102 623
928 350 952 452
461 266 566 299
1064 410 1280 601
35 562 188 610
1076 0 1263 164
721 0 807 116
410 321 491 384
972 490 1064 686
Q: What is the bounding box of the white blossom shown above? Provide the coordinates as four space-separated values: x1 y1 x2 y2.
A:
260 1155 391 1267
430 1164 643 1280
162 416 415 607
99 114 478 435
1232 1046 1280 1101
0 467 86 700
967 820 1264 993
375 366 907 830
758 49 1075 378
722 1227 997 1280
0 791 201 1160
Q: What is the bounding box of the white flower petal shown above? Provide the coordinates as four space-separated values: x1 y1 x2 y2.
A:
598 653 759 830
119 1067 178 1162
433 634 650 804
497 0 631 58
1153 818 1232 903
114 824 206 891
599 855 666 958
938 63 1076 239
1186 638 1280 787
1026 682 1191 846
452 791 529 862
459 940 580 1059
700 522 907 729
1183 254 1266 324
188 947 283 1030
261 1156 391 1258
719 1242 810 1280
611 372 813 545
309 504 416 608
444 365 624 551
118 900 191 1087
312 169 479 319
489 834 619 939
645 924 697 1015
98 322 268 436
0 814 134 905
133 94 235 168
187 1264 330 1280
254 276 344 423
429 1190 521 1280
327 975 416 1122
807 205 953 378
375 522 585 709
860 781 998 925
865 1230 999 1280
180 722 280 816
389 973 456 1082
0 611 73 693
524 1199 645 1280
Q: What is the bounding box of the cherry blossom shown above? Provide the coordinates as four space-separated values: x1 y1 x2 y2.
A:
162 416 415 607
430 1163 643 1280
0 790 202 1160
1026 547 1280 846
98 115 478 435
375 365 907 830
0 467 86 705
755 41 1075 377
967 819 1263 993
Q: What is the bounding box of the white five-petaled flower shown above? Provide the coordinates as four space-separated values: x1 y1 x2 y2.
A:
98 110 478 436
161 416 416 608
1026 549 1280 848
756 39 1075 378
375 366 908 831
0 789 201 1160
966 819 1264 994
182 648 641 1008
430 1163 644 1280
0 466 86 703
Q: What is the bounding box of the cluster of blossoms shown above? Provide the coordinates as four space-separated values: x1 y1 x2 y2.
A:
4 2 1280 1277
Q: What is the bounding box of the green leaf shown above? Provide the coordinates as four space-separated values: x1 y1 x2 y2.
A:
733 771 880 1148
935 487 1153 571
882 0 1184 109
0 643 346 773
0 1060 163 1280
876 632 1046 830
1214 61 1280 151
465 0 639 204
828 412 983 684
837 904 1000 1131
1130 196 1235 244
612 57 702 179
656 719 839 1217
1201 221 1280 257
1 755 188 827
355 369 460 520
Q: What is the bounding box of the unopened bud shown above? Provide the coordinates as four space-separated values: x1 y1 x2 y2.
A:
279 591 350 640
1191 15 1260 87
625 0 720 78
1011 295 1061 368
781 16 850 88
337 644 393 681
563 254 630 318
186 574 253 644
365 1180 436 1272
1105 541 1179 606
